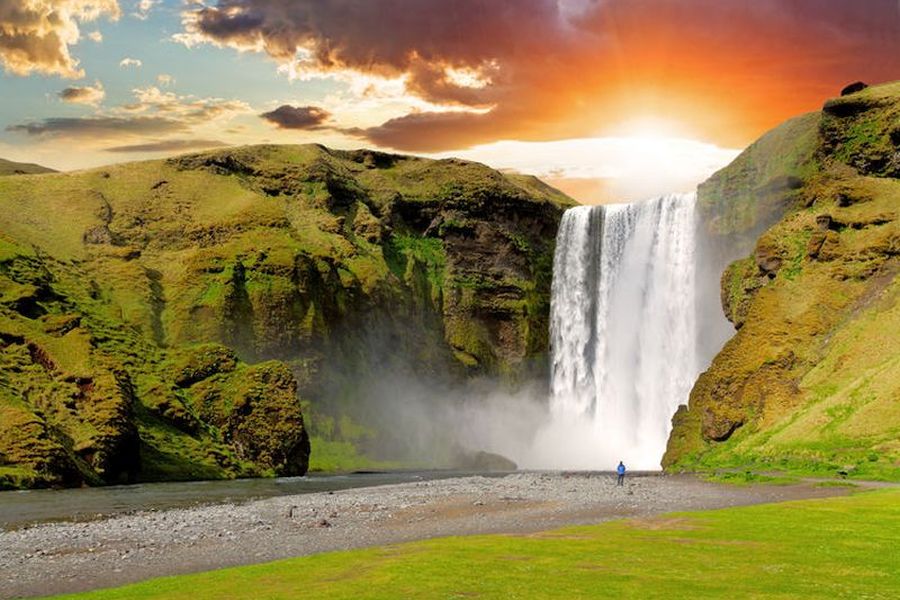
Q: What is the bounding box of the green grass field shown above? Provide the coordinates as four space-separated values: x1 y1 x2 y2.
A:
305 437 404 473
52 489 900 599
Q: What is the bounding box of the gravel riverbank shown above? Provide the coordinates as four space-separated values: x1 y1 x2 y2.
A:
0 472 856 598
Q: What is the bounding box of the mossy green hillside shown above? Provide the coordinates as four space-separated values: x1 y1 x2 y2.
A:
0 145 572 488
697 111 820 241
665 81 900 480
0 241 310 488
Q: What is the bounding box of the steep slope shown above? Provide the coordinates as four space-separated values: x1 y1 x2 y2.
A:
0 145 572 488
665 82 900 480
0 158 56 176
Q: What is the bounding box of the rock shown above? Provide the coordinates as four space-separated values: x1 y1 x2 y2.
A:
835 189 872 207
807 232 827 259
172 345 238 388
454 450 518 472
720 257 764 329
840 81 868 96
754 240 783 278
192 361 310 476
806 231 841 261
82 225 115 245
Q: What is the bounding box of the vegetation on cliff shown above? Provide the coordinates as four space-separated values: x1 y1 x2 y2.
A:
665 82 900 480
0 145 572 488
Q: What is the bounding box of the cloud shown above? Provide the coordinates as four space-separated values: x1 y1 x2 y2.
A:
348 110 500 152
260 105 330 130
8 86 250 143
105 138 228 153
156 73 174 86
132 0 157 20
119 57 142 68
88 30 103 42
58 81 106 105
122 86 252 121
0 0 120 78
175 0 900 151
7 116 184 139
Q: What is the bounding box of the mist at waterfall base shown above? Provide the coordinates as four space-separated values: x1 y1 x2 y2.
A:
343 192 734 472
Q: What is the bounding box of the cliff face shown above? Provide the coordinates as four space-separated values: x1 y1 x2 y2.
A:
0 145 572 488
665 82 900 480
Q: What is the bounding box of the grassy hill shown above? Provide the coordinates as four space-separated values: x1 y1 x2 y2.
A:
0 158 56 176
0 144 572 489
665 81 900 480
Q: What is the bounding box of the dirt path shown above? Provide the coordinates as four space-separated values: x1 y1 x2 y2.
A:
0 472 871 599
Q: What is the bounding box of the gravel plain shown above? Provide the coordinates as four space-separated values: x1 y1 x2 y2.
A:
0 472 856 599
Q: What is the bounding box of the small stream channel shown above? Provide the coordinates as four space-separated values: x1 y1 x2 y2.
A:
0 470 505 530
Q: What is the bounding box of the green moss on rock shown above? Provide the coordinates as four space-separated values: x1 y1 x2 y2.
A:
665 81 900 481
0 144 572 488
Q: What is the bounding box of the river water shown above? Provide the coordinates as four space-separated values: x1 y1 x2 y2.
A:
0 470 501 530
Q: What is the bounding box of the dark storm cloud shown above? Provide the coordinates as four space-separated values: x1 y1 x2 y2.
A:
259 105 331 130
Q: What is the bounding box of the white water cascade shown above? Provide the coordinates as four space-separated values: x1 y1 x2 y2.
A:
531 193 701 470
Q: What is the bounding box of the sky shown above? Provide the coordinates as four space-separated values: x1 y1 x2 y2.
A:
1 0 898 204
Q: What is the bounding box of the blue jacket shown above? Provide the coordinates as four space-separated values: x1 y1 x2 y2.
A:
617 464 626 475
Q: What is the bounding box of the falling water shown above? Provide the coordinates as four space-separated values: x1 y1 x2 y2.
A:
532 193 701 470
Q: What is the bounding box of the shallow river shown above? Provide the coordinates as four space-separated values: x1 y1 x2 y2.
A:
0 470 502 530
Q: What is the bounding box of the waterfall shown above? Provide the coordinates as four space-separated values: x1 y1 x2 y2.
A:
535 193 700 470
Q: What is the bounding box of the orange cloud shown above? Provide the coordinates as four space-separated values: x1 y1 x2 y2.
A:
175 0 897 151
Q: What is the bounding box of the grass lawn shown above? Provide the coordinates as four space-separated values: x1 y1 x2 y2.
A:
305 437 401 474
51 488 900 599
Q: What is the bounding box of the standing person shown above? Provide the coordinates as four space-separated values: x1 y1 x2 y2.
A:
616 461 626 486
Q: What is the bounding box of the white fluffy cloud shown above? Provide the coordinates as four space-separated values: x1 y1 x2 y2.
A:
58 81 105 105
132 0 157 20
0 0 120 78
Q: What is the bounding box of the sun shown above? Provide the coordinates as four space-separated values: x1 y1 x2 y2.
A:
608 115 695 140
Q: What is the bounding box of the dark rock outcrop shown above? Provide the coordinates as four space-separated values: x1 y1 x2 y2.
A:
840 81 869 96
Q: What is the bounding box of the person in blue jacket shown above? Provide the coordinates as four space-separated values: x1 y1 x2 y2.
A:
616 461 626 486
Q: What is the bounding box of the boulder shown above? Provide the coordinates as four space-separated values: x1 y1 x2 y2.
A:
454 450 517 472
840 81 868 96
